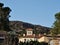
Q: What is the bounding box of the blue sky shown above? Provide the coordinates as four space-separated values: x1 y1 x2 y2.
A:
0 0 60 27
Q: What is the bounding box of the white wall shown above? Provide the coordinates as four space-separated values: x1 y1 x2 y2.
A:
27 31 33 35
19 36 49 43
38 36 49 43
19 37 35 42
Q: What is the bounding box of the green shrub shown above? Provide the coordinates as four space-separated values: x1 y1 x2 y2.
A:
19 41 48 45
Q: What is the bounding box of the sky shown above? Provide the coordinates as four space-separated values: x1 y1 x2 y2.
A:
0 0 60 27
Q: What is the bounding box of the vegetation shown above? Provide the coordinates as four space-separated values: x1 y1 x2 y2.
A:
50 12 60 37
0 3 11 31
19 41 48 45
9 21 50 34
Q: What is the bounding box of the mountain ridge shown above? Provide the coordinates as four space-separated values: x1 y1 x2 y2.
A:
9 21 51 34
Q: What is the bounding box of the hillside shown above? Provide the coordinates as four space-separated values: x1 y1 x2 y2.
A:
9 21 51 34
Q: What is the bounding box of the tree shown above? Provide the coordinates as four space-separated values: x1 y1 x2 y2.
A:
2 7 11 31
0 3 4 30
0 3 11 31
50 12 60 37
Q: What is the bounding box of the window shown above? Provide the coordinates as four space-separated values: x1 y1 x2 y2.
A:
27 31 32 35
28 31 31 34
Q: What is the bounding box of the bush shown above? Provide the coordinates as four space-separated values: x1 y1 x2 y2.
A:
19 41 48 45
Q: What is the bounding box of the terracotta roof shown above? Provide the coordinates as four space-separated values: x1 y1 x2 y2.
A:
20 34 43 38
26 28 33 31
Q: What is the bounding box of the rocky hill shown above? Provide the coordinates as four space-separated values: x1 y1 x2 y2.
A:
9 21 51 34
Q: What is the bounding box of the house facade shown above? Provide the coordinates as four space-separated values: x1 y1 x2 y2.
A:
0 31 9 45
0 31 17 45
18 28 49 43
18 28 60 45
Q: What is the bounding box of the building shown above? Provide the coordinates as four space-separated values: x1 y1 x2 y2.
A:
0 30 17 45
18 28 49 43
0 31 9 45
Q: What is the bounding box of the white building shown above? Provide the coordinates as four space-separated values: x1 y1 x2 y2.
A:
18 28 49 43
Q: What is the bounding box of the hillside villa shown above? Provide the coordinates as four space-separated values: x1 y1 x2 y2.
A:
18 28 49 43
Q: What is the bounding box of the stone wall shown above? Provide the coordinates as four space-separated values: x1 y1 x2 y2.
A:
49 39 60 45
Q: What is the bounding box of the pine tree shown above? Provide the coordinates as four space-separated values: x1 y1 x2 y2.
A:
50 12 60 36
0 3 11 31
